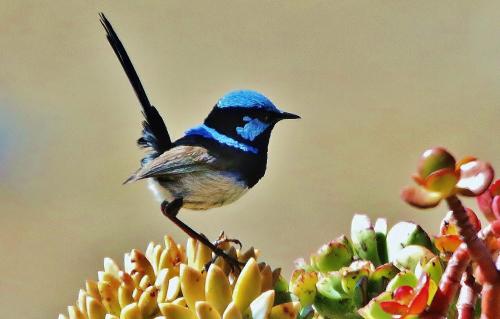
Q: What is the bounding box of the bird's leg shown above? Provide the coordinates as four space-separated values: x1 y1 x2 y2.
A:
160 199 243 271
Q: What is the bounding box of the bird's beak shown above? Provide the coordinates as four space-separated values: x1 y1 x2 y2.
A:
278 111 301 120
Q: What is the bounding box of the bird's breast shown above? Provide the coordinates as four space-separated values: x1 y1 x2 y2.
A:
148 171 249 210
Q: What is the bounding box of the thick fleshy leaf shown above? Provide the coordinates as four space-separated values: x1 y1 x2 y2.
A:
379 301 408 315
129 249 156 281
455 156 477 169
222 302 242 319
206 264 232 316
414 256 443 285
439 209 481 235
386 221 433 263
166 276 181 301
466 208 482 231
138 286 158 317
289 269 318 306
418 147 456 179
243 290 275 319
351 214 381 266
456 160 494 196
159 303 197 319
386 271 418 292
120 303 142 319
393 286 414 305
86 297 107 319
180 264 206 311
98 281 120 316
477 190 495 221
269 302 300 319
493 196 500 220
196 301 221 319
358 292 393 319
232 258 262 312
401 185 442 209
368 263 399 292
434 235 461 254
424 168 459 196
490 180 500 196
407 274 430 315
310 235 353 272
439 211 459 235
393 245 435 272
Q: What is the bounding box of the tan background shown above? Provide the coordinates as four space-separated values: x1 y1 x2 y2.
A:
1 1 500 317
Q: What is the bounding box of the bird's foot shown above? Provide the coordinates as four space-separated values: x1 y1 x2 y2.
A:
214 231 243 249
204 248 244 273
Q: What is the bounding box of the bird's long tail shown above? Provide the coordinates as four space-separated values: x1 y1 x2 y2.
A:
99 13 172 164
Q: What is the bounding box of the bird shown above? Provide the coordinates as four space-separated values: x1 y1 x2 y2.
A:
99 13 300 267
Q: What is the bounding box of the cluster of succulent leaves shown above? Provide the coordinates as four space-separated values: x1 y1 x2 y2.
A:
287 147 497 319
59 235 299 319
289 214 448 319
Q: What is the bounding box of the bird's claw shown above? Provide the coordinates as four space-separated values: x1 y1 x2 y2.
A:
214 231 243 249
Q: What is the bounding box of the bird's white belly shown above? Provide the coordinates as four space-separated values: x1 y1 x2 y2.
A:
147 172 248 210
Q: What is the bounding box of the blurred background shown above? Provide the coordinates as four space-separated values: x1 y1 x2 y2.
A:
1 1 500 317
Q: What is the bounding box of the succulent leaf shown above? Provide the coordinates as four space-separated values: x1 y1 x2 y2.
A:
386 221 433 263
180 264 206 311
374 218 388 264
269 302 300 319
351 214 381 266
243 290 275 319
417 147 456 179
456 160 494 196
289 269 318 307
159 303 197 319
401 185 442 208
232 258 262 312
206 264 232 315
386 271 418 293
310 235 353 272
358 291 392 319
393 245 435 272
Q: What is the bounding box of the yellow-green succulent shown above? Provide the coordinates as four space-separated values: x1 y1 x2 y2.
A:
59 235 299 319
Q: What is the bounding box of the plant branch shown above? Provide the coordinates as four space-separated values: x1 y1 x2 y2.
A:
446 195 498 283
457 266 480 319
425 222 499 317
426 244 470 316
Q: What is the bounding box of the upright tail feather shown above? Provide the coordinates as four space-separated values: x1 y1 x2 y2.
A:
99 13 172 163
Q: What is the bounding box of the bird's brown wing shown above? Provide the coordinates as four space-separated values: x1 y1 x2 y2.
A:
124 145 217 183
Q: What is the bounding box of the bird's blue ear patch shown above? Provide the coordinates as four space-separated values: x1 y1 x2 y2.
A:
236 116 270 141
217 90 280 112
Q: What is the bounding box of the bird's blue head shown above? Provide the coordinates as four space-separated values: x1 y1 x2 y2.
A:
185 90 300 155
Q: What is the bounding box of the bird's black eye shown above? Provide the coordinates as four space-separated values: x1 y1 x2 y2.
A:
263 114 270 122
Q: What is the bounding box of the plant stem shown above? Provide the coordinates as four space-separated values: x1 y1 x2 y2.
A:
426 244 470 316
457 266 480 319
481 282 500 318
425 222 499 317
446 195 498 283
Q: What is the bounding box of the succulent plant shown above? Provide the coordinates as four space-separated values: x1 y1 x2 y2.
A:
60 146 500 318
59 235 299 319
288 214 443 319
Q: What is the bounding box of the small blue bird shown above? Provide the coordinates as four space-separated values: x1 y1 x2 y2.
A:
100 14 299 266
